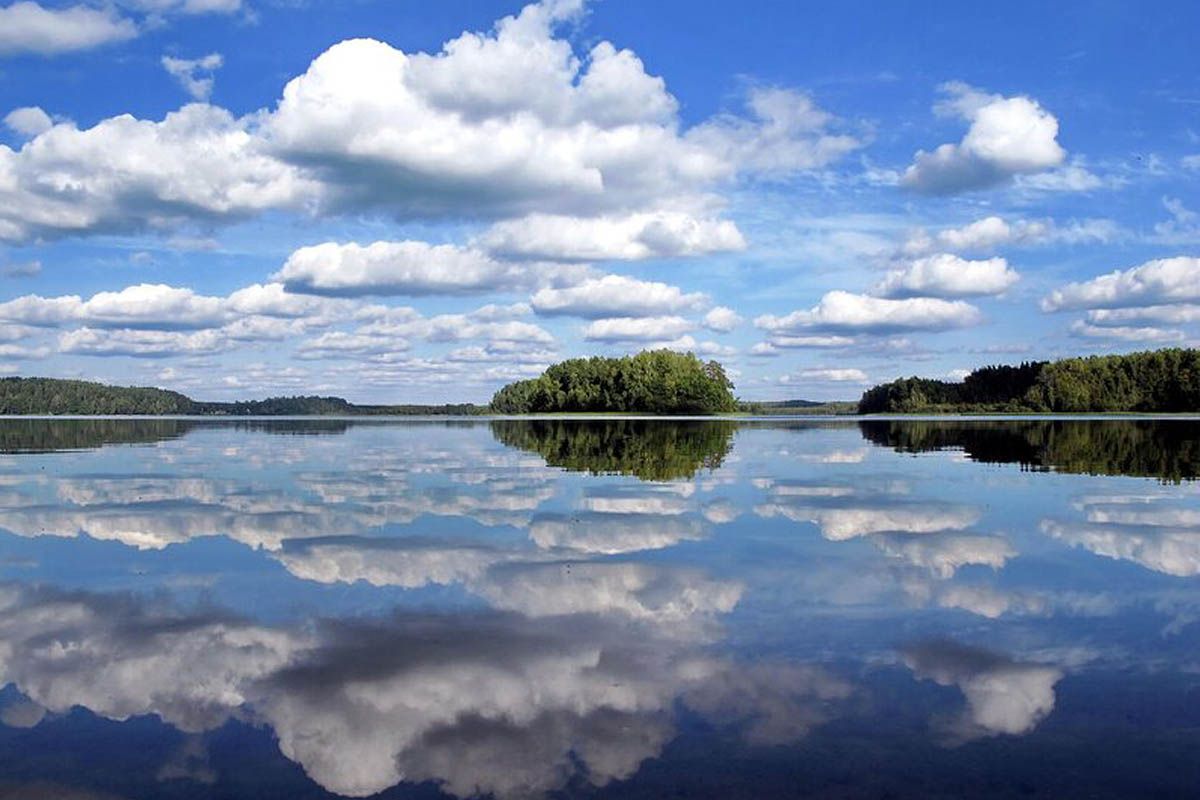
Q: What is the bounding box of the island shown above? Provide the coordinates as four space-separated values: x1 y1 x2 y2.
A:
490 350 738 414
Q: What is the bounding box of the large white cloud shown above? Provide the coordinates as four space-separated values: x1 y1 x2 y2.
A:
0 282 349 334
755 291 981 335
702 306 741 333
355 307 556 346
0 2 137 56
0 1 855 243
274 241 536 297
58 327 234 358
3 106 53 138
782 368 869 383
1041 256 1200 311
0 284 226 330
260 4 831 220
875 254 1019 298
479 211 745 262
532 274 706 318
0 104 317 242
582 315 696 342
0 281 369 361
902 83 1067 194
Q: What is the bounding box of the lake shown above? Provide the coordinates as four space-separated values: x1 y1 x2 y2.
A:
0 417 1197 798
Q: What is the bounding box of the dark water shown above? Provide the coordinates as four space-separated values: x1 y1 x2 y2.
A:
0 417 1197 799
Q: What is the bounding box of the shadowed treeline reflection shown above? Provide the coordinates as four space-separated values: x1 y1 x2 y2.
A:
858 419 1200 482
0 418 479 453
489 419 736 480
0 419 196 453
2 418 1195 485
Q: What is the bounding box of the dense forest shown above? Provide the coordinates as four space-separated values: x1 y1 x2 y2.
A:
0 378 195 415
490 350 737 414
859 349 1200 413
0 377 486 416
490 418 736 480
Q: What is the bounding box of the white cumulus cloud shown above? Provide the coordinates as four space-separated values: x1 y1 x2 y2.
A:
275 241 538 297
902 83 1067 194
480 211 745 262
702 306 741 333
0 0 855 244
1041 256 1200 311
532 274 706 319
582 315 695 342
3 106 53 137
0 2 137 56
875 254 1019 298
783 368 868 383
756 291 981 335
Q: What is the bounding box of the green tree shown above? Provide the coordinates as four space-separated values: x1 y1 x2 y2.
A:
490 350 738 415
858 349 1200 414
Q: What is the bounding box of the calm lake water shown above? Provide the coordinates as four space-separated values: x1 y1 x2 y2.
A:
0 417 1197 799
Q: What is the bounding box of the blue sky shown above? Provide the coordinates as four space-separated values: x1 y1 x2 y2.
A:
0 0 1197 402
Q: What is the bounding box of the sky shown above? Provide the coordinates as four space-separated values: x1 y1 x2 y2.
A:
0 0 1197 403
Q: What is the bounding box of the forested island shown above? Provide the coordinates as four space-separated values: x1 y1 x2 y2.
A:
858 348 1200 414
490 350 738 414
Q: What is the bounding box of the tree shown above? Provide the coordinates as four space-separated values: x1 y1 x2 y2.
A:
857 349 1200 414
490 350 738 415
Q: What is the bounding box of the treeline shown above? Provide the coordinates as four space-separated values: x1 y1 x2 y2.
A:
0 377 486 416
859 349 1200 413
0 377 193 415
738 399 859 415
490 350 737 414
192 397 486 416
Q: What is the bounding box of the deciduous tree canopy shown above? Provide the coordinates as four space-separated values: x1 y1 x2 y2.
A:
858 349 1200 414
490 351 738 415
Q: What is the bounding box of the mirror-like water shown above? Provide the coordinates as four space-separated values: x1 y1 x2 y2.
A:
0 418 1197 799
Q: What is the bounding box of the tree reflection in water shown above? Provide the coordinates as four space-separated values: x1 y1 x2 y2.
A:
489 419 736 481
858 418 1200 482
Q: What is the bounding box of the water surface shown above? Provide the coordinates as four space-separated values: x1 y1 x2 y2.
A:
0 417 1197 798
